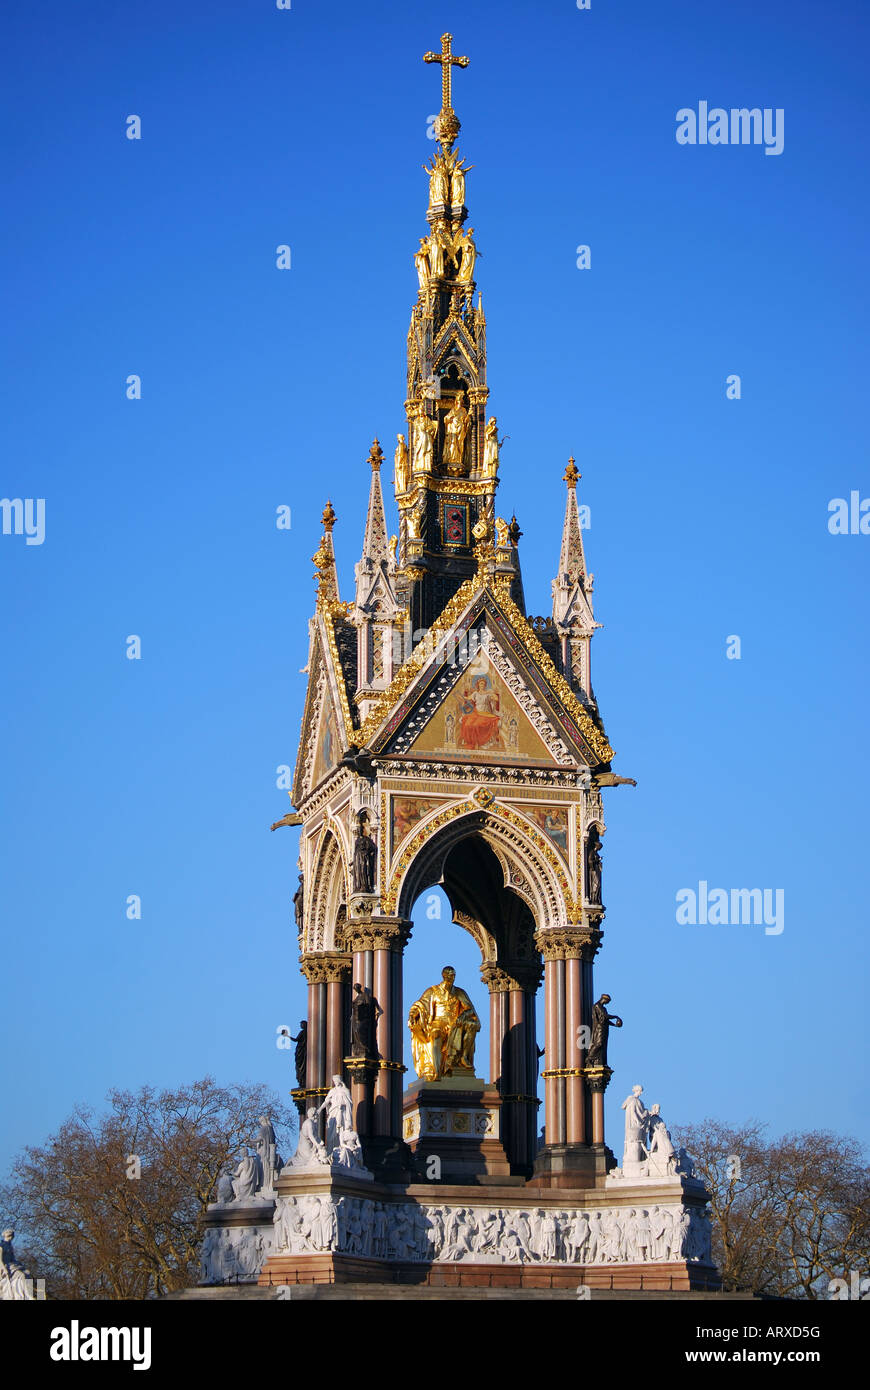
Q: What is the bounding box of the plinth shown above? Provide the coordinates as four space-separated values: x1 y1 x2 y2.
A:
402 1075 512 1182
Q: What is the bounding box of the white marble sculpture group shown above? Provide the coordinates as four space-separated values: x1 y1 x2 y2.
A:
200 1085 711 1283
208 1091 370 1214
1 1230 35 1300
614 1086 696 1180
284 1077 370 1178
212 1114 285 1205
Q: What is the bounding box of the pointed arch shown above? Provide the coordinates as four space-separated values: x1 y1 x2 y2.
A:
305 828 348 953
393 803 571 931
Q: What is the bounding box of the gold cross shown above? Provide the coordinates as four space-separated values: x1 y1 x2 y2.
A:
423 32 469 114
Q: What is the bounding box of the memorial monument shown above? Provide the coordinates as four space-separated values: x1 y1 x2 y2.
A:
201 32 716 1293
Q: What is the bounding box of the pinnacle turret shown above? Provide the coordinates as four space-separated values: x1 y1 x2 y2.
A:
555 458 587 593
312 499 339 607
357 440 389 574
353 442 402 715
552 460 597 702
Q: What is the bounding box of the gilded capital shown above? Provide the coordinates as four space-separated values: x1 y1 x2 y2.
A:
298 951 352 984
342 917 413 953
480 962 543 993
583 1064 613 1094
535 927 602 961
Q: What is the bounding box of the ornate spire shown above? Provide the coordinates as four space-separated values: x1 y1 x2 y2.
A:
359 439 388 572
398 32 521 629
312 500 339 606
353 443 402 710
557 458 586 588
552 460 596 700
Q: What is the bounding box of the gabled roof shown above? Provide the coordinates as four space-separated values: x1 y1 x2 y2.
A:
357 575 614 768
291 605 358 805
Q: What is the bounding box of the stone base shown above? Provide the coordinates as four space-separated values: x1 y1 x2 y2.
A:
361 1135 415 1183
402 1079 511 1181
200 1199 277 1285
533 1143 616 1189
259 1256 718 1294
251 1175 715 1292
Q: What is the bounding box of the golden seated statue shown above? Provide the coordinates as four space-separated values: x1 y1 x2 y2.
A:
408 965 480 1081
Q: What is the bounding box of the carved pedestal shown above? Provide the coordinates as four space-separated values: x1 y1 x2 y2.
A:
200 1198 276 1285
533 1142 615 1190
402 1077 512 1182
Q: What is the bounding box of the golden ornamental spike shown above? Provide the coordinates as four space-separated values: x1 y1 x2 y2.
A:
563 457 580 487
368 439 384 470
321 499 336 531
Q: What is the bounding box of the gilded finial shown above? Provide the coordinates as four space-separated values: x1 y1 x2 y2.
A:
321 499 336 531
368 439 384 470
423 32 469 150
563 458 580 488
508 514 523 545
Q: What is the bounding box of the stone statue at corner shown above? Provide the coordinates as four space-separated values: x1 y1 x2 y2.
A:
319 1075 355 1153
287 1107 329 1171
621 1084 650 1172
1 1229 34 1300
352 815 377 894
586 993 622 1067
351 983 382 1059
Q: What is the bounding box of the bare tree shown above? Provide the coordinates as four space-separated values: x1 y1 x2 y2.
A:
0 1077 295 1300
674 1118 870 1299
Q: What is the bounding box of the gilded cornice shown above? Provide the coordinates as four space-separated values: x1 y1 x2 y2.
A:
412 476 495 497
294 764 351 822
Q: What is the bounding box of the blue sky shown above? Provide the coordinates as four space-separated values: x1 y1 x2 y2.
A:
1 0 868 1177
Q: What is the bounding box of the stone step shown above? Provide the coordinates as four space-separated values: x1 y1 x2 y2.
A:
168 1283 755 1302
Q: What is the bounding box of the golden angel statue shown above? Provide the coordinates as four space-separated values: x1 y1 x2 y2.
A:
482 416 502 479
407 966 480 1080
443 393 470 470
454 227 476 284
394 433 410 494
425 158 450 209
450 156 472 208
414 239 431 293
412 411 437 475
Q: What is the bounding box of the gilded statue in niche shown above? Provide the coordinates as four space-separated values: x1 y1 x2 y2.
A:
408 966 480 1080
